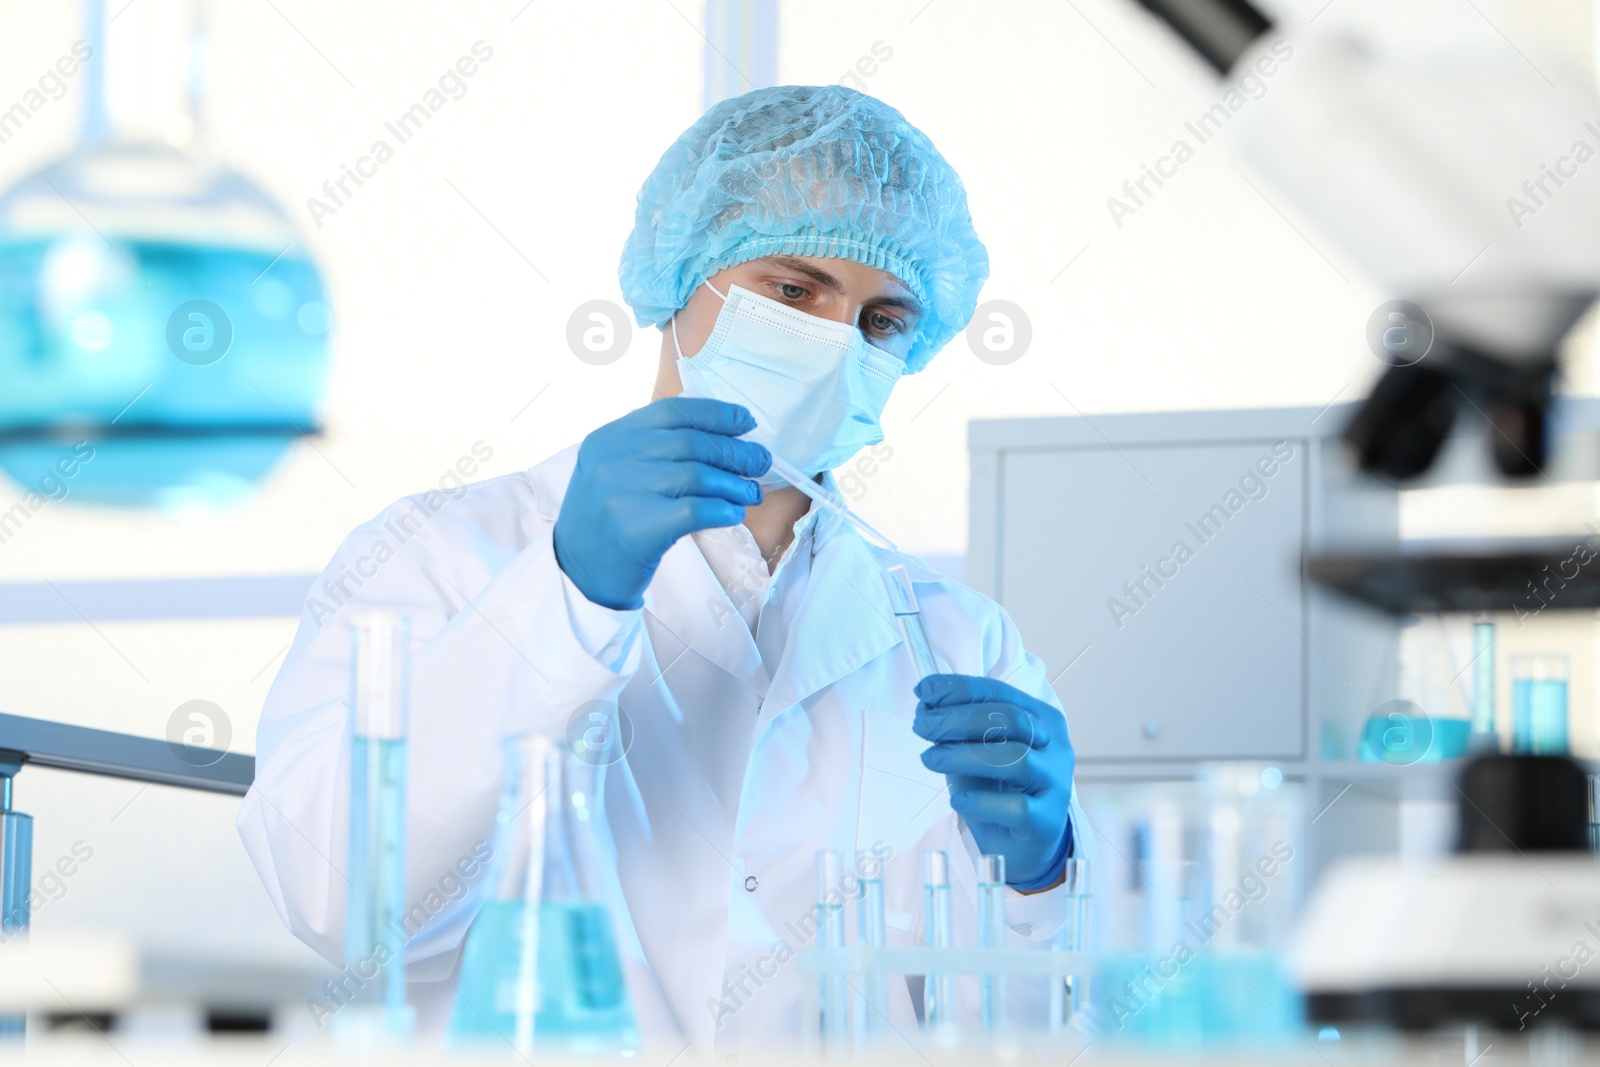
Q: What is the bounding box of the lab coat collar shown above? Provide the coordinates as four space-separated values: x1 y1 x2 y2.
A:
643 535 769 695
546 448 904 707
639 471 847 693
805 470 848 557
758 510 907 725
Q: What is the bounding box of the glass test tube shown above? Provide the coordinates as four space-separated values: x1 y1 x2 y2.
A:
883 565 939 679
922 850 956 1035
855 849 889 1041
977 854 1006 1032
1061 859 1092 1021
0 767 31 1043
1512 654 1569 755
1470 622 1496 740
817 850 848 1047
1589 775 1600 854
343 612 412 1039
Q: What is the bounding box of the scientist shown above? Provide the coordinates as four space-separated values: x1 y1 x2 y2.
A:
239 84 1085 1050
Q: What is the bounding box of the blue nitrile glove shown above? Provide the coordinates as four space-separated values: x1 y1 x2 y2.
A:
554 397 771 611
913 675 1076 891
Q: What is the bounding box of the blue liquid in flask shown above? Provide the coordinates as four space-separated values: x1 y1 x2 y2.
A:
448 898 639 1054
0 235 330 508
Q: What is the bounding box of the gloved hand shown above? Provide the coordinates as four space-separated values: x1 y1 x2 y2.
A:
554 397 771 610
912 674 1076 890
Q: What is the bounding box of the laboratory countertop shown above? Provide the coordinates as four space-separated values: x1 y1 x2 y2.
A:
4 1033 1597 1066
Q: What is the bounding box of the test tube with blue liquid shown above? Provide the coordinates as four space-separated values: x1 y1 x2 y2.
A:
1512 654 1569 754
342 612 413 1041
1470 622 1496 745
978 854 1006 1032
816 850 849 1048
0 766 30 1043
854 849 889 1043
1061 859 1092 1026
922 850 956 1036
884 565 939 679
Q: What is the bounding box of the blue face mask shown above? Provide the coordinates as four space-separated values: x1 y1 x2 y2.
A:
672 279 904 484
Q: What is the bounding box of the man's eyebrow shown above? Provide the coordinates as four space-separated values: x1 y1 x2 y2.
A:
761 255 924 316
763 255 846 294
872 293 924 316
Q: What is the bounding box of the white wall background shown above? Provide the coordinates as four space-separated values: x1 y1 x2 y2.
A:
0 0 1592 978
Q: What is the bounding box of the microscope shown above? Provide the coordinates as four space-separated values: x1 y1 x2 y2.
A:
1135 0 1600 610
1131 0 1600 1033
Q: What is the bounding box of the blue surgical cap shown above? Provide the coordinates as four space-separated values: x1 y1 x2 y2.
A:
618 85 989 372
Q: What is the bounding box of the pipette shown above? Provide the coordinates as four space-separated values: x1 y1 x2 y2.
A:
670 388 897 550
765 452 899 551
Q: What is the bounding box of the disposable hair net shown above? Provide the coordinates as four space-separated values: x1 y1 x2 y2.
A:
618 85 988 372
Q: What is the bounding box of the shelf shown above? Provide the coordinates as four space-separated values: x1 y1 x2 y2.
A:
1307 539 1600 615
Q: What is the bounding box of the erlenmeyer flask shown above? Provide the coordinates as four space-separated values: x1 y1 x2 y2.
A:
446 736 639 1055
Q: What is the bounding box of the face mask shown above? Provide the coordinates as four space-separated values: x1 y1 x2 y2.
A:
672 280 904 485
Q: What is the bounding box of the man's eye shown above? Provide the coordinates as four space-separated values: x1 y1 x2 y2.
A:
778 283 807 300
866 311 902 334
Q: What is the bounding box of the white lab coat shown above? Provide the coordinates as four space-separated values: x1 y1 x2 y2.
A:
238 444 1089 1053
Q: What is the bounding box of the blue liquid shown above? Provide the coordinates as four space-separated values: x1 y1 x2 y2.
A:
978 880 1006 1032
1064 886 1091 1016
1513 678 1568 754
0 237 330 507
1471 623 1496 736
1358 713 1470 764
817 900 847 1045
447 899 639 1054
856 875 888 1041
344 736 409 1031
922 882 955 1032
1096 951 1301 1046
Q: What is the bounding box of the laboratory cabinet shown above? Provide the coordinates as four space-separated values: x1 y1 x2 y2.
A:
968 405 1398 765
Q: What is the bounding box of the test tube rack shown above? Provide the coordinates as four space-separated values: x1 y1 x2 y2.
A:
798 946 1092 1036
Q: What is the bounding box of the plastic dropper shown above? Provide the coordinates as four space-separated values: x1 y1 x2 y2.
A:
766 453 899 551
669 387 896 550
